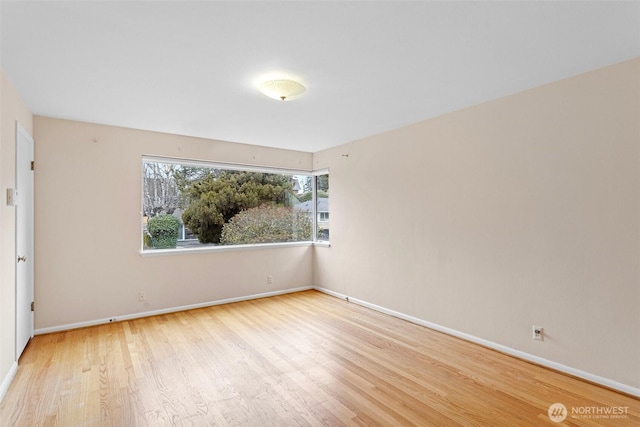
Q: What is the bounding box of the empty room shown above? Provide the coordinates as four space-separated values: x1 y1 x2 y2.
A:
1 1 639 425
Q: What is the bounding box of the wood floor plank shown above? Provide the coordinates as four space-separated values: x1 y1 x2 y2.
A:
1 290 638 426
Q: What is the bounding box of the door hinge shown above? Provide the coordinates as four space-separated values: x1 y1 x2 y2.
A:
30 161 34 171
31 301 34 312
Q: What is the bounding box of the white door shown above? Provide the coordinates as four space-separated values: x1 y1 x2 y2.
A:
15 122 34 359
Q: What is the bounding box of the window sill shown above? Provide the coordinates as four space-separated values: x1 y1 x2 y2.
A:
140 241 314 257
313 241 331 248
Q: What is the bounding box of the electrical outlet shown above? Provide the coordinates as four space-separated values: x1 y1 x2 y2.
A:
533 325 543 341
267 275 273 284
138 291 145 302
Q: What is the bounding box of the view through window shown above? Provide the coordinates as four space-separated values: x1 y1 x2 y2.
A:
142 158 328 251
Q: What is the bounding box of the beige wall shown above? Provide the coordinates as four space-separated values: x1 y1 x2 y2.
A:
0 69 33 392
313 58 640 389
33 118 314 329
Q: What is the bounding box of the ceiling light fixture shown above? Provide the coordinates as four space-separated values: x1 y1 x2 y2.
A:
259 79 306 101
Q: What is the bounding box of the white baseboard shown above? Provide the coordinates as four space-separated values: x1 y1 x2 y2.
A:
313 286 640 398
0 361 18 404
35 286 313 335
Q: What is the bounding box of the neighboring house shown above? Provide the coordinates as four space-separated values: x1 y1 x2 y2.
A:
171 208 198 241
294 198 329 240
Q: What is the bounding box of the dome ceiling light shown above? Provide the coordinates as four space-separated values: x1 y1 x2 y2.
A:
259 79 306 101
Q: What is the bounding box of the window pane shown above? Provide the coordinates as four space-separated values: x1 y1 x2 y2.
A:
142 159 318 250
316 173 329 241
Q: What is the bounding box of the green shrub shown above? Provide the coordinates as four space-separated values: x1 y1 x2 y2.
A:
147 214 181 249
220 205 312 245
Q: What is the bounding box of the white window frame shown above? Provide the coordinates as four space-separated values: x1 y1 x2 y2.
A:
141 156 329 256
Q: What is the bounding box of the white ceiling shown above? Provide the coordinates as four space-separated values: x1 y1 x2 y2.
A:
1 1 639 153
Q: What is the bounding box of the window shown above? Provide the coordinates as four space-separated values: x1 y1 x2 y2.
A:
315 173 329 241
142 157 328 251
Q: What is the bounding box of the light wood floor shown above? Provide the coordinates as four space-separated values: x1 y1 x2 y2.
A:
1 290 638 426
